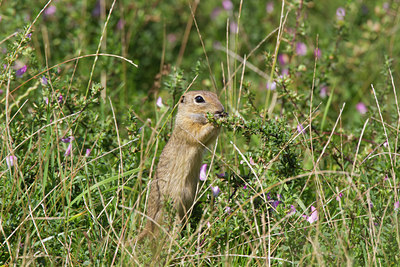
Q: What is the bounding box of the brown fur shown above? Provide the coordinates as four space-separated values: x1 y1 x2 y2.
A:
139 91 226 239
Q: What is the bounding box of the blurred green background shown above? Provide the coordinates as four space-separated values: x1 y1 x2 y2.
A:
2 0 399 126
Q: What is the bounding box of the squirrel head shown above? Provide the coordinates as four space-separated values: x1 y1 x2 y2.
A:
173 91 226 145
177 91 226 124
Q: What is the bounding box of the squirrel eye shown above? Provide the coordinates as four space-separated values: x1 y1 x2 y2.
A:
194 95 205 103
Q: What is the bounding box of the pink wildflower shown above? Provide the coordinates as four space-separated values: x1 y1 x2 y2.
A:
45 5 57 16
336 7 345 20
320 86 328 98
296 42 307 56
266 2 274 13
6 155 17 167
211 186 220 197
266 81 276 90
288 205 296 215
65 143 72 157
302 206 318 224
156 97 164 108
356 102 367 115
199 164 207 181
222 0 233 11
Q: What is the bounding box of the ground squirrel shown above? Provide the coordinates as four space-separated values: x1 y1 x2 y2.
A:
141 90 226 239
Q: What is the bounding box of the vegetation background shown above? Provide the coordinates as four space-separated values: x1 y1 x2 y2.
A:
1 0 400 265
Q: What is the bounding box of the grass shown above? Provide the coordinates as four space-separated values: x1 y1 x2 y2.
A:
1 0 400 265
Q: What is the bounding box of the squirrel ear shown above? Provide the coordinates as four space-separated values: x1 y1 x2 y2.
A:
180 95 185 103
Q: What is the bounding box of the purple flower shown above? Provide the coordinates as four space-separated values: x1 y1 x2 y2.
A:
266 81 276 90
243 185 247 189
65 143 72 157
26 33 32 39
278 54 289 65
266 2 274 14
266 192 271 201
211 8 222 20
320 86 328 98
395 201 399 211
297 124 305 134
211 186 220 197
44 97 49 105
225 206 231 214
216 172 226 178
41 76 48 85
156 96 164 108
230 21 238 34
296 42 307 56
303 206 318 224
58 95 63 103
336 7 345 20
3 64 6 70
222 0 233 11
336 192 343 201
0 89 3 95
369 202 374 209
61 136 74 143
356 102 367 115
92 0 101 17
288 205 296 215
249 156 256 165
199 164 207 181
117 19 125 30
44 5 57 16
85 148 91 157
271 200 280 209
384 174 389 181
16 65 27 78
6 155 17 167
